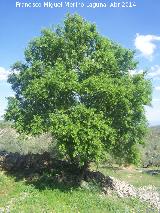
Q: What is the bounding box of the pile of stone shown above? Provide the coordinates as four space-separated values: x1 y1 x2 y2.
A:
83 170 160 210
109 177 137 197
109 176 160 210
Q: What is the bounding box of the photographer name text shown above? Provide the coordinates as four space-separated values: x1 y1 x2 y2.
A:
15 1 137 9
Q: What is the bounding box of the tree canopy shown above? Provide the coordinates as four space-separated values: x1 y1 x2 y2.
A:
5 14 152 168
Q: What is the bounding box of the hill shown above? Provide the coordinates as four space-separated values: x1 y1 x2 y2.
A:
0 121 160 167
0 121 52 155
141 126 160 167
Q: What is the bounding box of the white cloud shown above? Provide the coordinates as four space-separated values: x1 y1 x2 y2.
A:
0 67 19 82
145 105 160 126
129 70 137 76
155 86 160 91
153 98 160 102
148 65 160 78
0 67 9 81
135 34 160 58
129 69 144 76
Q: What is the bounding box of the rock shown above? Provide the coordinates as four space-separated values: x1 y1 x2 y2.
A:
0 151 53 172
107 176 160 210
81 180 90 189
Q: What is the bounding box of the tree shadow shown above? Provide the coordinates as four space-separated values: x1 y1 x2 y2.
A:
0 151 113 192
143 169 160 176
0 151 83 192
99 164 121 171
6 169 81 192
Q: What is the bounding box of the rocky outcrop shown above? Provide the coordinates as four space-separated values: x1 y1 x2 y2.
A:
0 151 53 172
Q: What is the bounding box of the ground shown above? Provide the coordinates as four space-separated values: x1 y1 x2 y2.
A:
0 165 159 213
0 122 159 212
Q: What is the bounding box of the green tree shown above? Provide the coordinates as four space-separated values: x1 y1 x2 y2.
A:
5 14 152 170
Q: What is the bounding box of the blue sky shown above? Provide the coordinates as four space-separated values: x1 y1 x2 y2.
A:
0 0 160 126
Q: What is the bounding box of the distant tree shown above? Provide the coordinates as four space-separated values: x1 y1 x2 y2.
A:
5 14 152 170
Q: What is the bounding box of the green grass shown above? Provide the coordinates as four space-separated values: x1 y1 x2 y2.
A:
0 171 154 213
0 122 159 212
98 165 160 187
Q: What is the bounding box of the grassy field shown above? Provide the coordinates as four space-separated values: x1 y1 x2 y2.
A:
0 170 156 213
0 122 159 212
98 165 160 188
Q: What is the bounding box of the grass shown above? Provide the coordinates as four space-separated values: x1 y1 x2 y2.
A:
0 170 155 213
98 164 160 188
0 122 159 212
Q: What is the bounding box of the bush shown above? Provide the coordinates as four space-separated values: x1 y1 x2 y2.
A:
0 122 52 154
